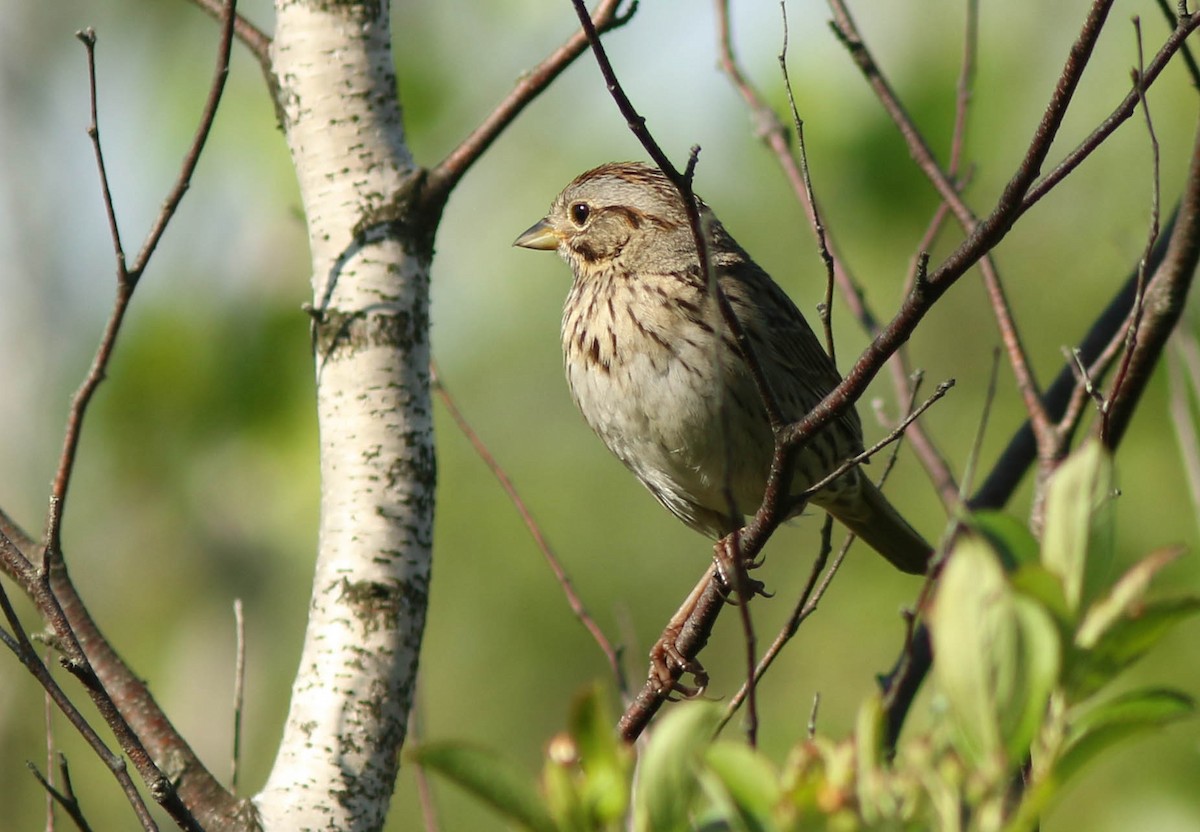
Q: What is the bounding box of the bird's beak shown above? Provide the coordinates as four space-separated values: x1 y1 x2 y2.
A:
513 218 560 251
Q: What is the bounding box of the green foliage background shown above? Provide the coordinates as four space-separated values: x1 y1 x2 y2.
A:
1 1 1198 829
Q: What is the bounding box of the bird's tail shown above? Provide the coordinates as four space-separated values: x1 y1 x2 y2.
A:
818 479 931 575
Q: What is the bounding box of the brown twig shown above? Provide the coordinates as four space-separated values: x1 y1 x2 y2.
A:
1 7 246 828
799 379 954 500
409 693 442 832
28 755 94 832
723 372 929 727
430 363 626 694
829 0 1053 457
717 0 959 510
1023 9 1200 211
776 4 839 362
621 0 1197 741
187 0 273 91
716 0 846 364
0 565 160 831
43 648 56 832
1101 17 1162 445
53 6 235 536
423 0 637 207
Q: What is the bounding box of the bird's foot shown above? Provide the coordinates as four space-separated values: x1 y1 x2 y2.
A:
650 634 709 699
712 536 771 602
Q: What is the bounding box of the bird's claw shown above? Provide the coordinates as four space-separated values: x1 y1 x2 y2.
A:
712 556 770 602
650 633 709 699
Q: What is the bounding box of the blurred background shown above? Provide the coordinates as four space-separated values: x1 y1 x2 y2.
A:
1 0 1198 828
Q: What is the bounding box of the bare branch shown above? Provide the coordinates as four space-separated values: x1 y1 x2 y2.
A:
1023 10 1200 211
53 0 236 534
0 571 160 831
2 7 252 827
431 363 626 694
187 0 272 85
828 0 1052 451
1101 17 1163 444
620 0 1199 743
28 755 95 832
799 379 954 500
424 0 637 204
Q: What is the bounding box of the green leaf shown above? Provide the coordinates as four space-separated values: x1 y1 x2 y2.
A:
1041 440 1114 616
411 742 559 832
1056 688 1195 786
972 510 1041 571
1011 563 1074 630
931 534 1061 771
542 743 584 832
1066 596 1200 699
855 694 902 824
568 684 630 823
1076 547 1186 648
700 741 780 832
634 702 723 832
930 534 1008 769
1001 596 1061 761
570 683 618 769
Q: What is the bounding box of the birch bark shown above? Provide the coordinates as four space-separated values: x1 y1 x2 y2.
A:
255 2 434 828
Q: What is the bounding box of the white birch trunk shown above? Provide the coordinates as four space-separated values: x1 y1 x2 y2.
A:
255 2 434 829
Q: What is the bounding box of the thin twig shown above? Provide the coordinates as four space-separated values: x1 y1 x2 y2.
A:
0 572 158 831
799 379 954 500
1023 9 1200 211
44 649 57 832
807 693 821 740
53 1 236 535
409 692 442 832
1101 17 1163 444
230 599 246 795
28 755 94 832
15 8 242 827
430 363 626 694
950 0 979 175
723 373 928 727
829 0 1053 454
1168 333 1200 539
424 0 636 205
186 0 272 85
775 2 838 362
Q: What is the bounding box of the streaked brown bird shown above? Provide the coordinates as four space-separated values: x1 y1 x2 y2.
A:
514 162 929 575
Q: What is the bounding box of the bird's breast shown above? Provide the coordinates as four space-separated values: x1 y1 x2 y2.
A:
560 274 774 519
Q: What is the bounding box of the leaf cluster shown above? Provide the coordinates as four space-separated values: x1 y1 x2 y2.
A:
413 443 1196 831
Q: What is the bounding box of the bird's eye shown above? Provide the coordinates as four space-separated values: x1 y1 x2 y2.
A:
569 202 590 226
